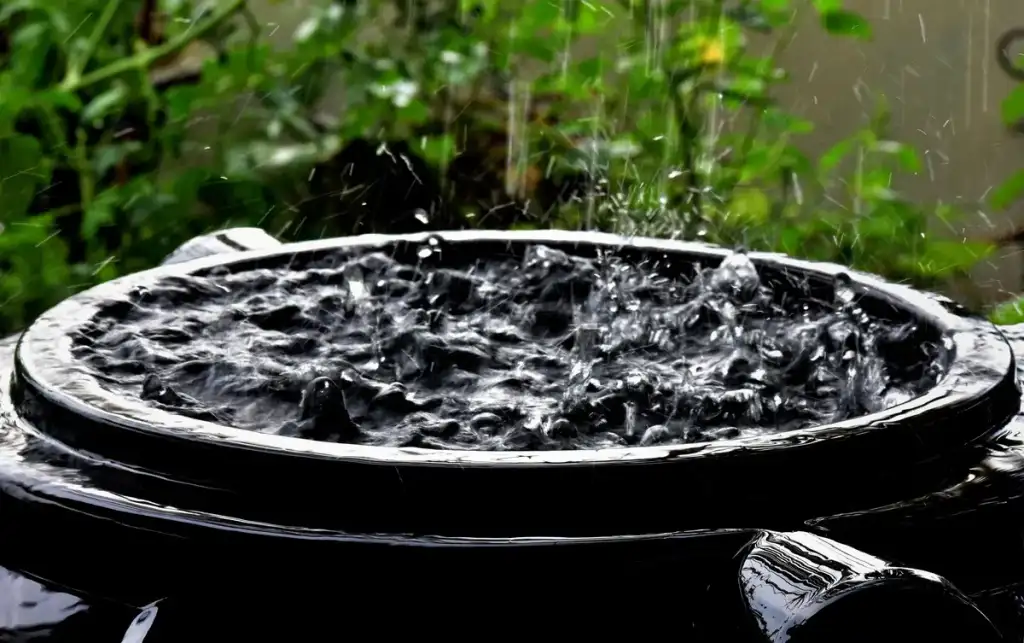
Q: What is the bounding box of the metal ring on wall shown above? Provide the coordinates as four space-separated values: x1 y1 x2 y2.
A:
997 28 1024 81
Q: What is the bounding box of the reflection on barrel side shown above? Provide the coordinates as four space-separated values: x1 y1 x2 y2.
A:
0 567 135 640
732 531 1002 642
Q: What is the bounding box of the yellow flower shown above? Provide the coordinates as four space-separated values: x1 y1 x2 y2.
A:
699 38 725 65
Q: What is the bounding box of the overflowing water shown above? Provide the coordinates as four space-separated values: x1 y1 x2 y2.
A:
71 243 946 450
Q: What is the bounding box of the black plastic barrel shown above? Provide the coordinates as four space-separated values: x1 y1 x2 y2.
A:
0 229 1020 641
8 230 1019 539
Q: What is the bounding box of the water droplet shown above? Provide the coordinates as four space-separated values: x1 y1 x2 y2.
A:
414 209 429 224
710 250 760 300
834 272 856 306
623 402 638 437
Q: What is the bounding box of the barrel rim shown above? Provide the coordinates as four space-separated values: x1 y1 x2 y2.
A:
13 229 1020 468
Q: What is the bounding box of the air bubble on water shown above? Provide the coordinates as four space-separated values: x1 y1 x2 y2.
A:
417 246 433 259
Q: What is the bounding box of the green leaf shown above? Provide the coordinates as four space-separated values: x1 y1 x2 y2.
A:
729 188 771 226
818 138 856 174
576 56 604 82
418 134 456 168
992 297 1024 325
862 183 900 202
856 211 901 238
872 140 921 173
81 83 129 123
34 89 83 113
0 81 32 137
0 135 47 221
82 192 117 238
510 221 540 231
990 169 1024 211
570 0 614 35
396 99 432 130
913 239 992 278
779 226 805 255
1001 85 1024 126
521 0 563 31
9 22 55 87
516 37 557 63
460 0 499 22
820 10 872 39
92 142 144 178
811 0 843 11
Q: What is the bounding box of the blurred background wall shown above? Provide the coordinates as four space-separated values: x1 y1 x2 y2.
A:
247 0 1024 303
767 0 1024 305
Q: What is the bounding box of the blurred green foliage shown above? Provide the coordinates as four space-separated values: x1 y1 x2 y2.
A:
990 48 1024 324
0 0 995 333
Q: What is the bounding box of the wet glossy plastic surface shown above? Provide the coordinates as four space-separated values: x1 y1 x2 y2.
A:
728 531 1001 642
17 230 1018 466
4 231 1024 640
0 527 757 640
1 528 1016 641
8 231 1021 536
159 227 282 265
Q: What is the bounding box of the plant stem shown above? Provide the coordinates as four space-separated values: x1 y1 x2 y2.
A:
61 0 247 94
74 128 95 208
672 90 702 218
64 0 126 89
735 6 801 173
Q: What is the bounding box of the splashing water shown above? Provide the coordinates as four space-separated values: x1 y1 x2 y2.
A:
72 243 947 451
